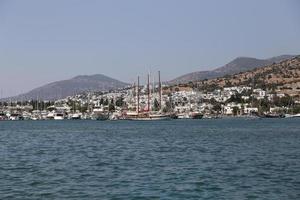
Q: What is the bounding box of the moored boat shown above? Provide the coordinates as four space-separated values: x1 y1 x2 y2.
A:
264 113 285 118
189 112 203 119
70 113 82 120
285 113 300 118
54 112 66 120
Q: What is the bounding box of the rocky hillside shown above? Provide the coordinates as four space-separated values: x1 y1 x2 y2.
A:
192 56 300 96
168 55 294 84
5 74 129 101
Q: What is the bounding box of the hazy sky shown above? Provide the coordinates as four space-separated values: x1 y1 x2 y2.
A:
0 0 300 97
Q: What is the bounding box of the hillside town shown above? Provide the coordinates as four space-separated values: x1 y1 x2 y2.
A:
1 74 300 120
2 55 299 121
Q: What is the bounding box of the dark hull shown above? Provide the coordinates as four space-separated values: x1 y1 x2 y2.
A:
191 114 203 119
95 114 109 120
264 114 285 118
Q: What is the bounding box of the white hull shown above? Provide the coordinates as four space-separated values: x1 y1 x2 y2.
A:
285 113 300 118
130 117 170 121
54 116 64 120
177 115 190 119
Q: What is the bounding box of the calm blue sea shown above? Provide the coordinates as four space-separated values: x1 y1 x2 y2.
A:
0 118 300 199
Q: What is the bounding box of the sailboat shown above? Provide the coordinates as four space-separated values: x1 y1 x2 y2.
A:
285 96 300 118
124 71 171 121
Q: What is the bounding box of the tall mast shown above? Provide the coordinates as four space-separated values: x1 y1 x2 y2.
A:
149 71 151 97
137 76 140 114
133 82 136 97
0 89 2 109
251 75 254 108
21 91 23 107
73 91 75 113
158 71 162 111
36 95 39 111
152 73 155 95
147 73 150 112
87 91 90 113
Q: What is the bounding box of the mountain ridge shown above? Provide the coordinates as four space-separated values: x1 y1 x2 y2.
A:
190 55 300 96
4 74 129 101
2 54 297 101
168 55 295 84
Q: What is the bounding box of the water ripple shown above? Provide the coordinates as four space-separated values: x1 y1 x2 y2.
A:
0 119 299 199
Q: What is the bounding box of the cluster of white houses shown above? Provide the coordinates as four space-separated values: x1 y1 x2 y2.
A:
1 82 298 120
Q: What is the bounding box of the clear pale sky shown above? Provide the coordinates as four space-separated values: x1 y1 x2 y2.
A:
0 0 300 97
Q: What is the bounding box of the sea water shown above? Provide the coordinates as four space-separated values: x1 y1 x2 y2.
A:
0 118 299 199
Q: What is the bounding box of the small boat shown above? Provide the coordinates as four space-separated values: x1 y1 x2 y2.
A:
189 112 204 119
177 112 203 119
9 113 22 120
177 113 190 119
264 113 285 118
70 113 81 120
54 112 66 120
91 106 109 120
46 112 55 120
285 113 300 118
92 112 109 120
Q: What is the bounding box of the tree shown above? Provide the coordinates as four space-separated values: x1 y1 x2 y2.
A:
103 99 109 106
226 94 243 104
80 105 88 113
225 81 233 87
232 106 239 116
213 104 222 114
209 98 218 105
258 98 270 114
115 97 124 107
100 98 104 105
163 101 173 113
108 104 115 112
153 98 160 111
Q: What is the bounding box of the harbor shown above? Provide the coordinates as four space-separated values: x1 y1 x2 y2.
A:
1 71 299 121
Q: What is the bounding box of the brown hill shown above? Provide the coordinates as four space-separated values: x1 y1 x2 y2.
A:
168 55 295 84
169 56 300 97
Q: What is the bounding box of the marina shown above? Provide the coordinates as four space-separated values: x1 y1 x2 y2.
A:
1 70 299 121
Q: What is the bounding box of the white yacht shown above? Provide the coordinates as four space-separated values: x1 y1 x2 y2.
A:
46 112 55 120
70 112 82 120
54 112 65 120
91 105 109 120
